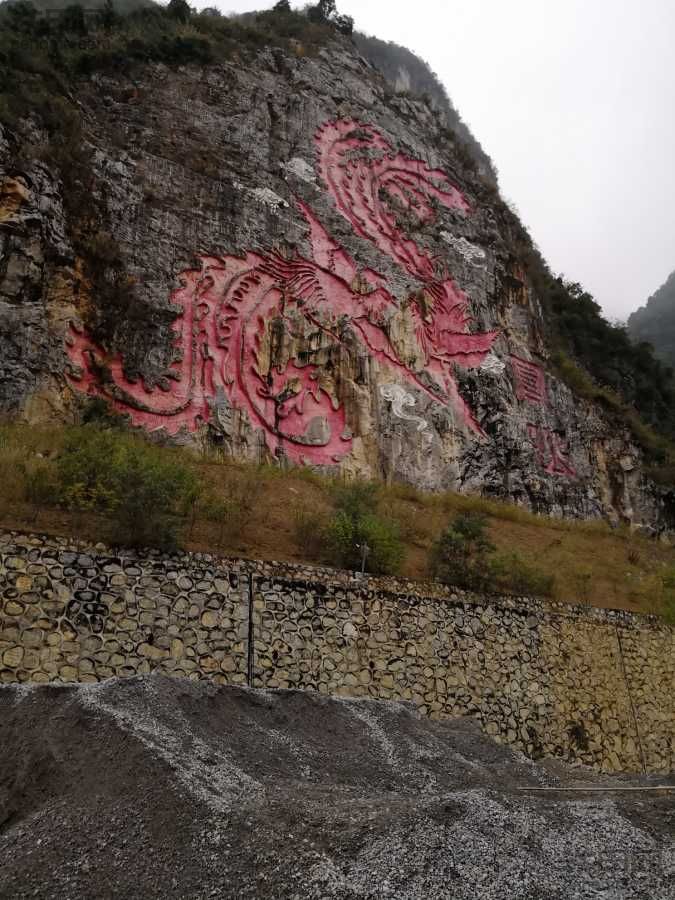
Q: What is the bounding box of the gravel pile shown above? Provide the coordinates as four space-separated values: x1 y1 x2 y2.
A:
0 676 673 899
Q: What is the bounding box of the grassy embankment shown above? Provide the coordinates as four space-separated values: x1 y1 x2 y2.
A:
0 423 673 617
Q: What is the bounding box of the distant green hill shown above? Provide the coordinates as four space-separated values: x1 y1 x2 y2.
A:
628 271 675 371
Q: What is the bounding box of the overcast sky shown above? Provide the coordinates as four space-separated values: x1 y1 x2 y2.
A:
197 0 675 320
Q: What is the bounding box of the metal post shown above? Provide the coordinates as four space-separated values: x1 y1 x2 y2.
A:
357 542 370 575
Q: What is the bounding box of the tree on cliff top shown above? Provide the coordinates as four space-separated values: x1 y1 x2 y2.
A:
166 0 189 24
306 0 353 36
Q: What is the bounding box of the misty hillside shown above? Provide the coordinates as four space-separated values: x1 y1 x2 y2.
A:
353 32 497 182
628 270 675 371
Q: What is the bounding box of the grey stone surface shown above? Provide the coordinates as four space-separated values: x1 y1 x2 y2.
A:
0 48 672 529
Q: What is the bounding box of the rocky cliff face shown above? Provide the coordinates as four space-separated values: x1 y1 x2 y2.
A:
0 42 669 528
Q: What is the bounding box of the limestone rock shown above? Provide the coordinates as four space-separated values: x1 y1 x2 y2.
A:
0 52 671 530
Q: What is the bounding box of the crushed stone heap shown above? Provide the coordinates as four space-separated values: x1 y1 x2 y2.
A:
0 675 672 899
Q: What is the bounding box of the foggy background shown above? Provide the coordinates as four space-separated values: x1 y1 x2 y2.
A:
194 0 675 321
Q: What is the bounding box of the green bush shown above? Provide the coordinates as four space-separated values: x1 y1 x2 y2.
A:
430 512 554 597
80 396 128 429
430 512 494 591
56 427 199 549
323 478 404 574
326 509 404 575
330 479 380 521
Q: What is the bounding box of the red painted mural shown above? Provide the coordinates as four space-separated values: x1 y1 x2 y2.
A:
66 119 499 463
511 355 547 405
527 425 576 478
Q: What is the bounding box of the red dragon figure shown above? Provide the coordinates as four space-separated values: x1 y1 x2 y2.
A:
66 119 498 464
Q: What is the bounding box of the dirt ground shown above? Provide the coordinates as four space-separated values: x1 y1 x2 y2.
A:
0 676 673 899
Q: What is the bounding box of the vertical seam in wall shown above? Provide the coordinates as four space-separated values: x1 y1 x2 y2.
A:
247 572 254 688
614 625 647 774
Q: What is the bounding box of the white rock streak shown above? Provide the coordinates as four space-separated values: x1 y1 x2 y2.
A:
480 353 506 376
282 157 316 183
441 231 486 268
249 186 289 211
380 384 428 431
233 181 289 211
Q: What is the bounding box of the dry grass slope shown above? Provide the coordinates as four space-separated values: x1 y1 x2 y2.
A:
0 423 672 615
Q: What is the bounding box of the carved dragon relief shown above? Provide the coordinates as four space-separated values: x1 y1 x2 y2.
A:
64 118 571 476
